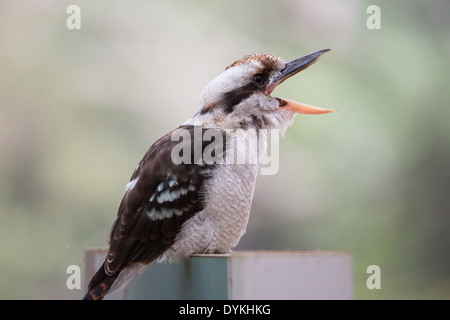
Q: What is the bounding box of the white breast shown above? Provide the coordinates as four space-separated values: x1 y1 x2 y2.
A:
158 163 258 263
159 129 262 262
203 162 259 250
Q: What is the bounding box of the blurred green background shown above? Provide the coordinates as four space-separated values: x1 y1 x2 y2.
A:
0 0 449 299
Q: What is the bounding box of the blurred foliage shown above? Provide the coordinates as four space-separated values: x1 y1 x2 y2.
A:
0 0 449 299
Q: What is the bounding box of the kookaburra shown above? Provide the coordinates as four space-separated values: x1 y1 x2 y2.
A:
83 49 336 300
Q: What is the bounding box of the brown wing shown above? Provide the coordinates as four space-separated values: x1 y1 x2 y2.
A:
104 125 225 276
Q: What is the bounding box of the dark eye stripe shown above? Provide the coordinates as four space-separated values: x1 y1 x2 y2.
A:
218 67 272 115
220 86 254 114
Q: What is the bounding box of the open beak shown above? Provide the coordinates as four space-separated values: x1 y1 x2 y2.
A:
266 49 337 115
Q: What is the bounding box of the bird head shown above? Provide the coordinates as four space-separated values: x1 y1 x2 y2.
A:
188 49 336 134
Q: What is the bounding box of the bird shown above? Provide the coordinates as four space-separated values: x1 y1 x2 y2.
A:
83 49 336 300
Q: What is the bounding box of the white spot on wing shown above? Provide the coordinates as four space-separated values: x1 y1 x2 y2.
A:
125 177 139 192
168 179 178 187
146 208 157 221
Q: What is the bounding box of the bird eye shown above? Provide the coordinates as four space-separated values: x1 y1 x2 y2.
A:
252 74 265 84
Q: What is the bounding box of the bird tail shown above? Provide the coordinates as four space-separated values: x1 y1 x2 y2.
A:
82 262 118 300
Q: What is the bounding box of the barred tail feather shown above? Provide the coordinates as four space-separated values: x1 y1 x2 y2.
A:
82 263 118 300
